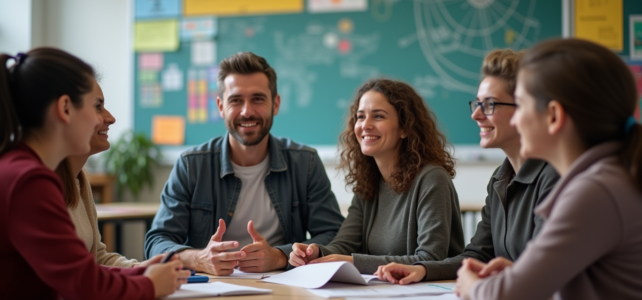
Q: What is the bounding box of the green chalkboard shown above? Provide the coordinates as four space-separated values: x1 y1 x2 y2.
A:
134 0 562 146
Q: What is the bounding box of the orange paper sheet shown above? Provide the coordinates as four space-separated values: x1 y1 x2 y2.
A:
152 116 185 145
184 0 303 16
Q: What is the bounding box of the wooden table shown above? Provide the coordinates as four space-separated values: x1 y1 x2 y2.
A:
184 274 456 300
95 202 159 254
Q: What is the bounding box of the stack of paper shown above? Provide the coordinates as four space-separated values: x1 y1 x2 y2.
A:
207 269 281 280
308 282 456 298
347 294 460 300
163 282 271 299
262 261 381 288
262 261 455 298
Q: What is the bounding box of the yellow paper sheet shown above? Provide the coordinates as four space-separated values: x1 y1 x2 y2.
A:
184 0 303 16
152 116 185 145
574 0 623 51
134 20 179 52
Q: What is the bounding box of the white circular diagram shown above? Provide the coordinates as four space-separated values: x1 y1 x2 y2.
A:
413 0 540 93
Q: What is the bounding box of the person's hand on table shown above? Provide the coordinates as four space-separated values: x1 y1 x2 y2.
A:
236 220 288 272
478 256 513 277
144 254 191 298
374 263 426 285
137 253 166 267
178 219 246 275
455 258 486 300
289 243 320 267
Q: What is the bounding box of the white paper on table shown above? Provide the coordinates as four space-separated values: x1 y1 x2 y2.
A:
307 281 455 298
347 293 461 300
163 282 271 299
262 261 381 289
207 269 281 280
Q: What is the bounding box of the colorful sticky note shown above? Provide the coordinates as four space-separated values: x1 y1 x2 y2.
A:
152 116 185 145
181 17 217 41
140 83 162 107
139 70 158 83
134 19 179 52
139 53 164 70
184 0 303 16
135 0 182 19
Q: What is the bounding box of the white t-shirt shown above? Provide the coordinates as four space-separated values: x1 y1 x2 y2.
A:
222 155 285 249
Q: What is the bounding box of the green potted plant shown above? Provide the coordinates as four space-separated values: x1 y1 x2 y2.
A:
102 130 163 199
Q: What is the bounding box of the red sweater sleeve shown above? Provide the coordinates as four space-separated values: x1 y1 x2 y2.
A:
8 170 155 300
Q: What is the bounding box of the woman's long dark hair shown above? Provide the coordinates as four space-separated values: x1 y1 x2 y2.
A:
0 47 95 155
520 38 642 188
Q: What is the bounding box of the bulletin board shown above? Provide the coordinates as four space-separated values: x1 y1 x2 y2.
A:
133 0 564 146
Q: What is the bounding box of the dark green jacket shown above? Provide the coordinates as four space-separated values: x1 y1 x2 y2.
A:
417 158 559 281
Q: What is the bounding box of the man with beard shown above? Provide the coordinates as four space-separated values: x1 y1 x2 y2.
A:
145 52 345 274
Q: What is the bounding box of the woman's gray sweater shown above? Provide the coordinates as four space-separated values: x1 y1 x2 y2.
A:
317 164 465 274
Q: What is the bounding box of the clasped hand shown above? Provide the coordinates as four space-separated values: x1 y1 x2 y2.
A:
186 219 287 275
289 243 353 266
455 257 514 299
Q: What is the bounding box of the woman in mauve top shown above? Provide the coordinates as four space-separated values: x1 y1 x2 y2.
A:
456 38 642 300
0 48 189 300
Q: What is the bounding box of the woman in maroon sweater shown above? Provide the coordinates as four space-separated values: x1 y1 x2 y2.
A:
0 48 190 300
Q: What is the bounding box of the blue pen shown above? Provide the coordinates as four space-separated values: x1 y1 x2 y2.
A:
187 275 209 283
161 251 176 263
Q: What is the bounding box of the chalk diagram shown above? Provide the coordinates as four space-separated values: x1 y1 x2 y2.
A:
406 0 541 94
273 20 380 113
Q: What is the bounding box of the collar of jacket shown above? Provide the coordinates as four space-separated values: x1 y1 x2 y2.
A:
218 133 288 178
535 141 622 218
493 157 548 184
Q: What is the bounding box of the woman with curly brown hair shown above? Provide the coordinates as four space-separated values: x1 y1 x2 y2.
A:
373 49 559 285
288 78 465 274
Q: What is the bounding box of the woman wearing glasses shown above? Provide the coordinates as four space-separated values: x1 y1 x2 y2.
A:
374 49 559 284
456 38 642 300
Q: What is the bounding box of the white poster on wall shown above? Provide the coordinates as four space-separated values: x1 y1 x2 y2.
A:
191 40 216 66
162 63 183 91
630 15 642 60
308 0 367 13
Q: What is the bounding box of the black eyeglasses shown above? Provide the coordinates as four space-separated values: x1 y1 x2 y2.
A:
469 99 517 116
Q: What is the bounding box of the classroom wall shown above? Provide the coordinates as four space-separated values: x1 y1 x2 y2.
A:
4 0 498 261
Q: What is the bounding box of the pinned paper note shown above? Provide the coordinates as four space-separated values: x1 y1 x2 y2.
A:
162 63 183 91
187 68 219 123
135 0 181 19
308 0 367 13
184 0 303 16
140 83 162 107
152 116 185 145
191 41 216 66
139 53 164 70
139 70 158 83
134 19 179 52
181 17 217 41
575 0 623 51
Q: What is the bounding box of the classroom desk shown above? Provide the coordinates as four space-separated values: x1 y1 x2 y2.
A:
95 202 159 254
186 273 456 300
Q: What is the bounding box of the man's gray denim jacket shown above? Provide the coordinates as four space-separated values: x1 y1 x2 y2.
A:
144 134 345 263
